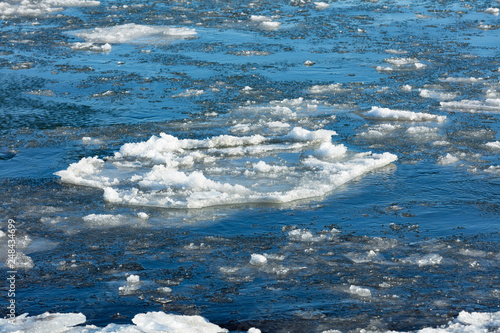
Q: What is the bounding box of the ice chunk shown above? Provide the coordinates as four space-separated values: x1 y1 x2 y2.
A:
286 127 337 142
349 285 371 297
485 7 500 15
259 21 282 30
439 77 483 83
74 23 196 44
250 254 268 265
364 106 446 122
441 99 500 112
314 2 330 10
0 0 99 17
0 312 86 332
57 126 396 210
5 252 34 269
402 253 443 266
172 89 204 98
419 89 458 101
438 153 459 165
131 312 228 332
309 83 349 94
485 141 500 149
119 274 141 295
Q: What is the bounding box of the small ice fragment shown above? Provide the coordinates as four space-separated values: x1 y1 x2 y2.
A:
438 153 459 165
349 285 371 297
248 328 262 333
137 212 149 219
157 287 172 294
304 60 315 66
250 254 267 265
259 21 281 30
127 274 140 283
485 7 499 15
485 141 500 149
314 2 330 10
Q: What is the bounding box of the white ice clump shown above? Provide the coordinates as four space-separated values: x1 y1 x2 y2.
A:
119 274 141 295
402 253 443 266
485 141 500 149
439 77 483 83
250 254 268 265
0 312 86 333
358 124 400 138
74 23 196 44
70 42 111 52
349 285 371 297
56 126 397 209
259 21 281 30
172 89 205 98
419 89 458 101
0 311 229 333
440 99 500 112
485 7 499 15
0 0 99 18
383 57 427 70
364 106 446 122
314 2 330 10
438 153 460 165
288 229 327 242
308 83 349 94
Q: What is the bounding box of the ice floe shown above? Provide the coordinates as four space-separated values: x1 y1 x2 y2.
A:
73 23 197 44
0 0 99 18
364 106 446 122
56 126 397 209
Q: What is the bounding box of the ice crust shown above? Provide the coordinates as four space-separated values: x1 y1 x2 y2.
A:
74 23 197 44
56 116 397 209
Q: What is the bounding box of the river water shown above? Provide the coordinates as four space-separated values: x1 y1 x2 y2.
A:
0 0 499 332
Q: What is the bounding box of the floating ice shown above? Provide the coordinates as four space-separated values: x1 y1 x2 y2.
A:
308 83 349 94
383 57 427 70
0 312 86 333
406 126 438 134
438 154 460 165
259 21 281 30
364 106 446 122
70 42 111 52
56 127 397 209
402 253 443 266
358 124 401 138
74 23 197 44
439 77 483 83
440 99 500 112
314 2 330 10
485 141 500 149
172 89 205 98
250 253 268 265
419 89 458 101
485 7 500 15
119 274 141 295
0 0 99 18
349 285 371 297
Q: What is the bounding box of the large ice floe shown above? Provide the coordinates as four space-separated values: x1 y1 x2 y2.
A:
55 128 396 209
73 23 197 44
56 99 397 209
